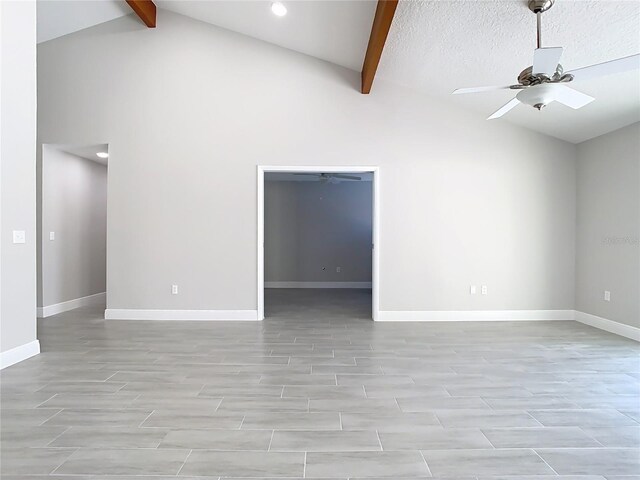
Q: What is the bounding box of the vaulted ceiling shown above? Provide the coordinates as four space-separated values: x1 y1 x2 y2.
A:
36 0 640 143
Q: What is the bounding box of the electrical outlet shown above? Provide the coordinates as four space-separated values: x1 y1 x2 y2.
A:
49 231 55 241
172 285 179 295
470 285 476 295
481 285 488 295
12 230 26 244
604 290 611 302
336 267 341 273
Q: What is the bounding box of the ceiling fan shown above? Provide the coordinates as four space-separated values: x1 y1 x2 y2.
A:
452 0 640 119
293 173 362 184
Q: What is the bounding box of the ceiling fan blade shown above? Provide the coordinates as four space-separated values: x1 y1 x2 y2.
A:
487 98 520 120
566 53 640 82
552 84 595 109
533 47 564 75
293 173 320 176
332 174 361 181
453 85 513 94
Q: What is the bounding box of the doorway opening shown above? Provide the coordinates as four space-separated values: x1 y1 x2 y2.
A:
37 144 108 319
257 166 379 321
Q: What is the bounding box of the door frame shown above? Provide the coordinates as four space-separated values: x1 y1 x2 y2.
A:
257 165 380 321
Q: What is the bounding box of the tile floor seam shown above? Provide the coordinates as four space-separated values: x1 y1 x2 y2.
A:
267 429 275 451
617 408 640 424
34 393 58 408
48 447 79 475
175 448 192 476
478 395 493 409
478 428 496 449
303 450 307 478
195 383 207 397
419 449 433 477
102 371 119 382
433 410 445 428
532 448 560 475
44 425 73 447
38 408 64 426
138 409 156 428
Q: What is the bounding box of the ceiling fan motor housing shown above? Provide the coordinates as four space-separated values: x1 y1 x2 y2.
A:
517 65 566 86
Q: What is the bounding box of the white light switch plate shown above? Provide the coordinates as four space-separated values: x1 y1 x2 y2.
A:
604 290 611 302
49 231 55 241
12 230 26 244
470 285 476 295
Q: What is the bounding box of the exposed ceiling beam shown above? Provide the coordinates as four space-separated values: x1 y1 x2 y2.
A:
361 0 398 94
126 0 157 28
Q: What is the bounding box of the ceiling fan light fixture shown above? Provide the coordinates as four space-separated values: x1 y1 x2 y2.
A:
516 84 556 110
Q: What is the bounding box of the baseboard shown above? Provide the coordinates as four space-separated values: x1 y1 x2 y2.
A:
265 282 372 289
0 340 40 370
575 310 640 342
377 309 575 322
105 309 259 321
38 292 106 318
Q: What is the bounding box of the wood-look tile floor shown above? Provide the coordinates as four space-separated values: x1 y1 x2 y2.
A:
1 288 639 479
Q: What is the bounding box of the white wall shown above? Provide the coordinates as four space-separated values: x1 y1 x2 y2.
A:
576 123 640 328
1 1 38 364
38 147 107 311
37 11 577 317
265 179 372 284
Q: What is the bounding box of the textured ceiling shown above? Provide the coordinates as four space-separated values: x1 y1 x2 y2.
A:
37 0 639 142
377 0 640 143
156 0 377 70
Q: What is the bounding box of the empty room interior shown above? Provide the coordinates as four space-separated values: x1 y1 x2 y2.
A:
1 0 639 478
264 171 374 320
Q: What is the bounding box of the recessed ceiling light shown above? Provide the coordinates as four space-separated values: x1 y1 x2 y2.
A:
271 2 287 16
96 152 109 159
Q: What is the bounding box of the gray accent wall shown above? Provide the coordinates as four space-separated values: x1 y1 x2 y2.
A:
38 147 107 308
265 179 372 284
1 0 37 353
36 10 577 313
576 123 640 328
